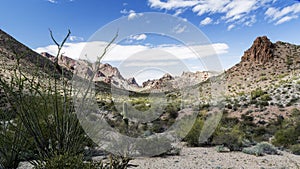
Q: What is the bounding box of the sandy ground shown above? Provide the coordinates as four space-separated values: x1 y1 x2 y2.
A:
18 146 300 169
129 147 300 169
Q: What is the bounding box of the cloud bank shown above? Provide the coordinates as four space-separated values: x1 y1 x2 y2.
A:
147 0 300 28
35 41 229 63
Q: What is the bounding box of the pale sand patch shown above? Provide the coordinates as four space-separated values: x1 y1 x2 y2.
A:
129 147 300 169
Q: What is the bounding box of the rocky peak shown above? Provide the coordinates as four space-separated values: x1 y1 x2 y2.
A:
127 77 139 87
162 73 174 80
241 36 275 64
98 63 123 81
40 52 77 70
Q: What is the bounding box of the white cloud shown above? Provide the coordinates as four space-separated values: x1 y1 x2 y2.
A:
181 18 188 22
120 9 143 20
173 9 185 16
244 15 256 26
173 24 187 34
47 0 57 3
124 61 179 67
227 24 235 31
128 12 137 20
200 17 213 25
130 34 147 41
128 10 144 20
147 0 300 28
69 36 84 42
148 0 199 10
35 41 229 62
265 3 300 25
275 15 298 25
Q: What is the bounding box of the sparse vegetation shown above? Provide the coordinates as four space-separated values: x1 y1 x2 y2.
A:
0 30 130 168
242 142 279 156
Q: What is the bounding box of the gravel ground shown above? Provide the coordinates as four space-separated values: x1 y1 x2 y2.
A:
129 147 300 169
17 146 300 169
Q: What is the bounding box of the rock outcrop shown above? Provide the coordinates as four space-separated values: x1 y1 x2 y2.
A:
241 36 275 64
127 77 139 87
142 73 174 89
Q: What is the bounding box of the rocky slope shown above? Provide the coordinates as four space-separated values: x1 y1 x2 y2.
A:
225 36 300 95
0 29 70 112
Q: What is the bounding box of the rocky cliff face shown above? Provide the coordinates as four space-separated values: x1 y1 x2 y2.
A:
40 52 141 90
127 77 139 87
142 73 174 88
241 36 275 64
225 36 300 96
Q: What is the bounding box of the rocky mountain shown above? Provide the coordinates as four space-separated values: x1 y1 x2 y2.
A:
36 35 300 96
225 36 300 95
0 29 72 113
214 36 300 125
241 36 275 63
40 52 141 90
39 53 214 92
141 71 215 92
0 29 65 78
2 28 299 96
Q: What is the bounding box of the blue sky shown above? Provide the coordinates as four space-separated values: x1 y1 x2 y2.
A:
1 0 300 81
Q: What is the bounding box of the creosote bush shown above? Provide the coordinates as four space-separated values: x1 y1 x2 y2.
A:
184 115 204 147
242 142 279 156
272 108 300 148
212 124 245 151
289 144 300 155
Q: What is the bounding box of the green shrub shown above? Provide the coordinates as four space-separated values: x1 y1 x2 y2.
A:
0 121 24 169
289 144 300 155
242 142 278 156
34 153 88 169
272 127 299 147
260 94 272 102
184 116 204 147
212 125 245 151
291 108 300 117
251 89 265 100
34 153 131 169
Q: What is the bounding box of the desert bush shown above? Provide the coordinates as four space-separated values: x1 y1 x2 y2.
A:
34 153 89 169
291 108 300 117
212 125 245 151
289 144 300 155
184 116 204 146
260 94 272 102
34 153 130 169
251 88 265 100
272 127 299 147
272 109 300 148
242 142 278 156
0 120 25 169
219 117 239 128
